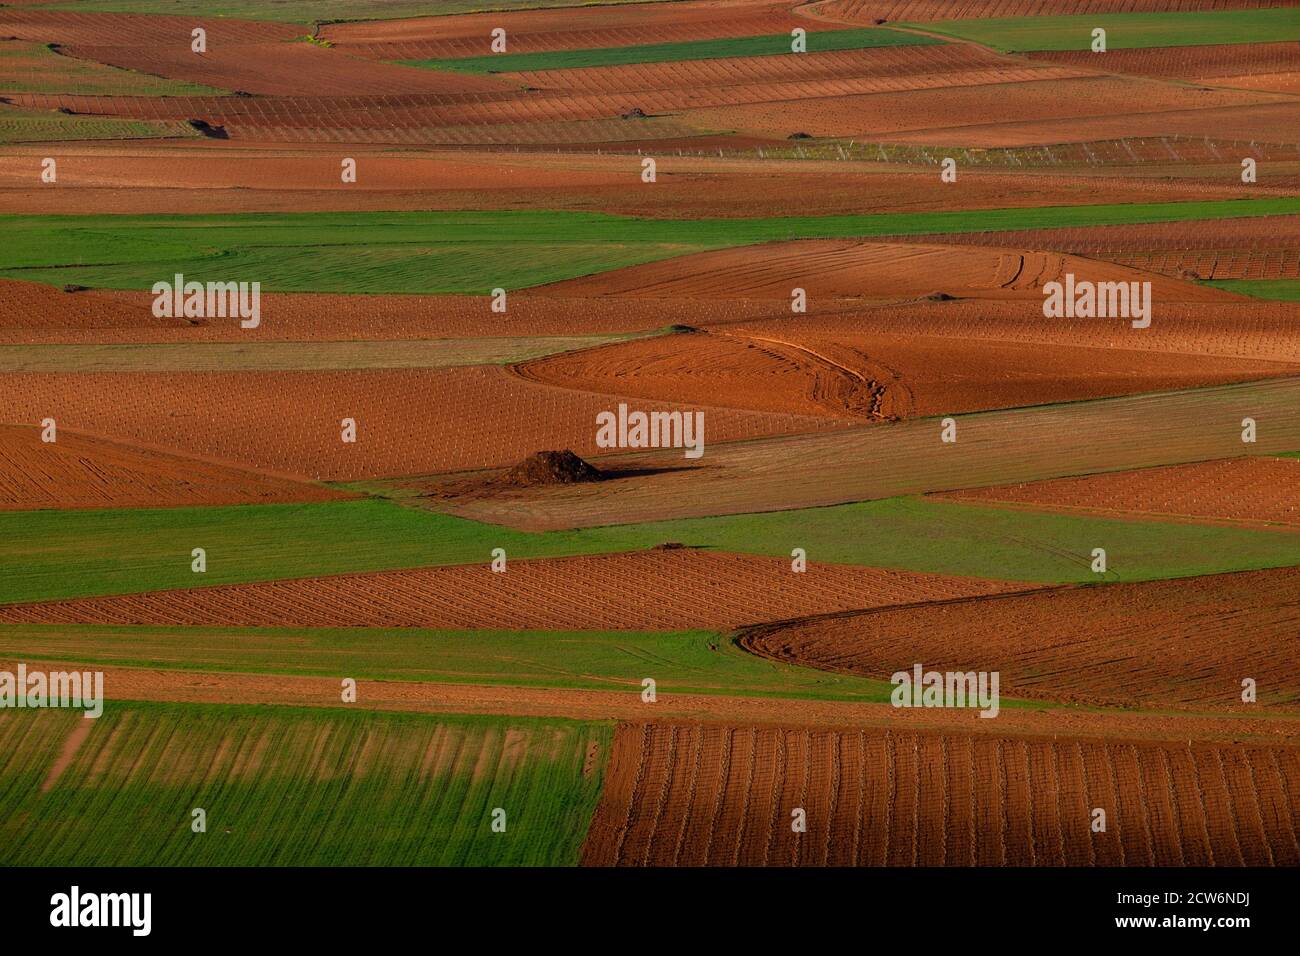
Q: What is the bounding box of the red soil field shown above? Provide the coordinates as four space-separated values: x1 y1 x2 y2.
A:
725 298 1300 363
533 239 1241 301
939 455 1300 528
440 376 1300 530
0 9 508 97
0 422 349 511
805 0 1291 24
0 367 842 480
582 722 1300 866
0 143 1274 217
322 0 820 60
514 324 1298 422
1029 43 1300 95
0 549 1035 629
684 76 1290 144
0 278 778 344
740 566 1300 712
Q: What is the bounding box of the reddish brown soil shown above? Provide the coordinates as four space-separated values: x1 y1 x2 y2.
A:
724 298 1300 363
438 376 1300 530
1028 43 1300 95
0 143 1277 217
582 721 1300 866
0 422 350 510
939 455 1300 528
684 75 1292 145
805 0 1292 24
0 278 776 344
0 367 843 480
322 0 818 59
514 322 1299 423
0 549 1036 630
0 9 508 97
533 239 1241 301
740 566 1300 713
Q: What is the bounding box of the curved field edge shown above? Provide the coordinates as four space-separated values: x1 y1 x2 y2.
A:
0 624 904 704
3 199 1298 294
0 701 611 866
3 495 1300 604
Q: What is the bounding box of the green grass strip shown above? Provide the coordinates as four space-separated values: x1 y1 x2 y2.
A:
4 200 1298 294
907 8 1300 53
408 27 939 73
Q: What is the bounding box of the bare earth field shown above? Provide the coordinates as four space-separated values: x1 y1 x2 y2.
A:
0 367 844 480
582 722 1300 866
940 455 1300 528
0 549 1035 630
437 376 1300 529
740 566 1300 712
0 422 350 510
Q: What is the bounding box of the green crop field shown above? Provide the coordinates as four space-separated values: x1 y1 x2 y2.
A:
409 27 940 73
1205 279 1300 302
0 703 609 865
909 8 1300 52
0 624 900 703
3 199 1299 294
4 494 1299 605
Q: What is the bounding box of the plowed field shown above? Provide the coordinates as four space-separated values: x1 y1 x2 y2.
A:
0 423 349 510
581 722 1300 866
740 566 1300 712
0 368 842 480
0 548 1034 629
941 455 1300 527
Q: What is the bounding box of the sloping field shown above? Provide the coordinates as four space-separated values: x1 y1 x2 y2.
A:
0 548 1033 631
0 9 509 97
0 107 198 144
533 239 1241 300
0 367 841 480
720 297 1300 364
1 144 1274 219
684 75 1292 144
514 325 1298 422
8 202 1300 296
0 703 610 866
323 1 817 59
0 334 650 372
1028 42 1300 94
409 27 939 73
0 39 220 95
441 376 1300 529
909 9 1300 52
740 565 1300 712
807 0 1291 23
502 42 1080 94
940 455 1300 527
0 279 765 344
0 423 349 511
582 723 1300 866
0 622 901 702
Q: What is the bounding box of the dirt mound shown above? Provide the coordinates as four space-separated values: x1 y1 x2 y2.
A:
499 449 603 487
